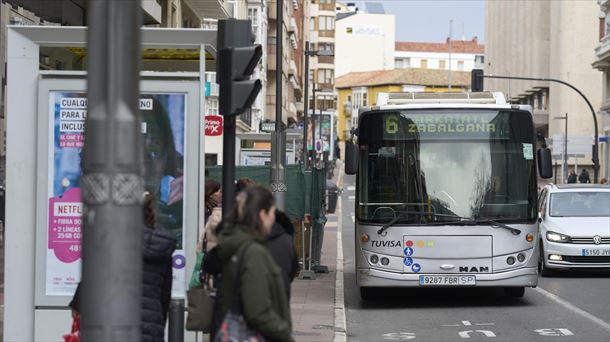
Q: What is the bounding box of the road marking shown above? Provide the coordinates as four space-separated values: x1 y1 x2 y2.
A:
351 215 355 223
533 287 610 332
346 186 355 191
443 321 494 327
348 195 355 201
333 198 347 342
462 321 472 326
534 328 574 336
459 330 496 338
382 332 416 340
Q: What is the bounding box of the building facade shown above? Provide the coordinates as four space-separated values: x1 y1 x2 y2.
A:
335 68 470 140
485 0 604 183
593 0 610 181
394 38 484 72
334 7 395 77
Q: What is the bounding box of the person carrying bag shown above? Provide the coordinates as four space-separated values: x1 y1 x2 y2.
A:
186 236 214 332
213 186 294 342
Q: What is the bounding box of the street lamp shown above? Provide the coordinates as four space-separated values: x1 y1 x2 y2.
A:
554 113 568 183
303 41 334 170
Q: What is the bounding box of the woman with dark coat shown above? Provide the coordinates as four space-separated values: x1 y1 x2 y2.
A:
69 193 176 342
215 186 293 342
266 210 298 298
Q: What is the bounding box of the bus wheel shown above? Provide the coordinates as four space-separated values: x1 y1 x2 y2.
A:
504 287 525 298
360 287 377 300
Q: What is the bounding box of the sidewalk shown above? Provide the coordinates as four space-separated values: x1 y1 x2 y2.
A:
290 162 344 342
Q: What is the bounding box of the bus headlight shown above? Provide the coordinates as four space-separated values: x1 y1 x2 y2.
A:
546 231 570 243
380 257 390 266
370 255 379 264
360 233 370 243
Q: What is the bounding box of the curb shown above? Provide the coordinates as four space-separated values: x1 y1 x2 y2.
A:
333 166 347 342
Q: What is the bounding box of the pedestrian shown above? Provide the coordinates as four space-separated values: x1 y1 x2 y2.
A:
601 178 608 185
567 170 577 183
204 180 221 223
578 169 591 184
69 192 176 342
214 186 294 341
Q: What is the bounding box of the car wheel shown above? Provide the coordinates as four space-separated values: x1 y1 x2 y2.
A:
360 287 377 301
538 242 553 277
504 287 525 298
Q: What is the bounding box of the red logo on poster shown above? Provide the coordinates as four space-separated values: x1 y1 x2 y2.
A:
205 115 223 136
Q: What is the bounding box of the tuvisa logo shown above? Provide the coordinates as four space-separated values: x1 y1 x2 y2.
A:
370 240 402 248
459 266 490 273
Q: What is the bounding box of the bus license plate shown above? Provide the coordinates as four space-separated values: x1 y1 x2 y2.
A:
582 248 610 256
419 275 476 286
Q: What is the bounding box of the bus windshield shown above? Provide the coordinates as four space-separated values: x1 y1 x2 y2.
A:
356 109 537 225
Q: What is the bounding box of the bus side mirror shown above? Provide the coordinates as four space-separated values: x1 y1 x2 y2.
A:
537 148 552 179
345 140 358 175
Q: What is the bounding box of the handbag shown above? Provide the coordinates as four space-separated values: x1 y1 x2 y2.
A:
185 282 215 332
62 314 80 342
214 241 265 342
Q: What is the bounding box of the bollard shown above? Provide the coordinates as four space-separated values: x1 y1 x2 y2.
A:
168 299 185 342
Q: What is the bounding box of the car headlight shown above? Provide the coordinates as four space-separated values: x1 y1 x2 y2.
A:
546 231 571 243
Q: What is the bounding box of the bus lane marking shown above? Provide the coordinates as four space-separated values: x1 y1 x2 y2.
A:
382 332 416 340
458 330 496 338
534 328 574 337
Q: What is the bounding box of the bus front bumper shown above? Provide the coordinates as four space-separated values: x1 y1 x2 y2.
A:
357 267 538 288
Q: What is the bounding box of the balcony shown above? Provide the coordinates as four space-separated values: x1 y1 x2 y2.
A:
318 55 334 64
267 42 277 70
594 34 610 68
319 30 334 38
289 17 299 37
288 60 298 76
183 0 230 20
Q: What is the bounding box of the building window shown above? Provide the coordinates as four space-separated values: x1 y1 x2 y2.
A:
457 60 464 71
352 88 368 109
420 59 428 69
207 98 219 115
439 60 446 69
248 7 259 42
319 16 334 31
475 55 484 65
310 17 315 31
317 69 334 84
318 42 334 53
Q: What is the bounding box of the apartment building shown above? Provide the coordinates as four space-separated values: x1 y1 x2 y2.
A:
485 0 603 183
395 37 484 72
593 0 610 181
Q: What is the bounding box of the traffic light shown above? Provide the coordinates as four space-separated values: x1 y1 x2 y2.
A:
217 19 262 116
471 69 484 92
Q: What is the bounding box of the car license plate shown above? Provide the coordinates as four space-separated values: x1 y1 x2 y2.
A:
582 248 610 256
419 275 476 286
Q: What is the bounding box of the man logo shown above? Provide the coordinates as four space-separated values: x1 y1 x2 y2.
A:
593 235 602 245
459 266 489 273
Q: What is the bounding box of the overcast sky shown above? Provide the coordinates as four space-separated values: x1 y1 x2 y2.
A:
352 0 486 43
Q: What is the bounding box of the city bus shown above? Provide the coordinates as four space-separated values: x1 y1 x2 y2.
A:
344 92 553 300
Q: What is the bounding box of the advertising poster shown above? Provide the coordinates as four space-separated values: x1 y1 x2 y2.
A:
46 91 188 297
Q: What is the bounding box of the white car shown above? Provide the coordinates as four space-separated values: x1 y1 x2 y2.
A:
537 184 610 275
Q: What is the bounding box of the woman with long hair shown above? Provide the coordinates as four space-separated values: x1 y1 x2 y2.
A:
214 186 293 341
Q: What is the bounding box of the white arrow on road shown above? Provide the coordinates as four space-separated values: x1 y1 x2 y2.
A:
459 330 496 338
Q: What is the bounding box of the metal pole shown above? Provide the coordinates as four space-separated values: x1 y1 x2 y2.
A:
303 42 310 169
82 2 142 340
448 19 452 90
564 113 568 183
483 74 600 183
311 86 317 168
223 116 236 211
168 299 185 342
271 0 286 209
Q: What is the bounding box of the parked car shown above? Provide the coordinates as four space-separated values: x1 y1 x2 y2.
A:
537 184 610 275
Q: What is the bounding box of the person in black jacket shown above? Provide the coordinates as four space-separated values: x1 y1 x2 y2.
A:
69 192 175 342
266 210 299 298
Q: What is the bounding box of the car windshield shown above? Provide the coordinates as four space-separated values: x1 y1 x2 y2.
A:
549 192 610 217
356 109 538 224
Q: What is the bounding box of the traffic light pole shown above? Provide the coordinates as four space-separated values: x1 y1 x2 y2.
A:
82 1 142 340
271 0 286 210
302 41 311 170
481 74 600 183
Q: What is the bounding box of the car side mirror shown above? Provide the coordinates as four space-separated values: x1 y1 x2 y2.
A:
538 211 543 223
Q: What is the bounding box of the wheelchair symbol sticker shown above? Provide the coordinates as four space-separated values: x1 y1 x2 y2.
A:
403 257 413 266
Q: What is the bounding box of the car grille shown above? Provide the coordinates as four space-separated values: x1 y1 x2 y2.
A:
563 256 610 263
569 236 610 244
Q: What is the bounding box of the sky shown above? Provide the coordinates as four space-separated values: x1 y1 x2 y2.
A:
352 0 486 43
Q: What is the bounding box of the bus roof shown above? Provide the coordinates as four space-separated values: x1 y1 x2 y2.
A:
366 91 532 113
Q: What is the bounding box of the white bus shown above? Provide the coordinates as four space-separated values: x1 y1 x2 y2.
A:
344 92 553 300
